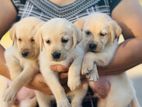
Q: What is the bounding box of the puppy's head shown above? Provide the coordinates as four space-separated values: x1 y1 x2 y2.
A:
37 18 81 61
10 17 44 59
83 12 121 52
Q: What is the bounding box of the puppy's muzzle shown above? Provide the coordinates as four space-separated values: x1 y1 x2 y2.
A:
21 50 30 58
52 51 61 60
88 43 97 52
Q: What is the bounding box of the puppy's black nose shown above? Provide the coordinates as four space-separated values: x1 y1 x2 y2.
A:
89 43 97 50
21 51 29 57
52 52 61 59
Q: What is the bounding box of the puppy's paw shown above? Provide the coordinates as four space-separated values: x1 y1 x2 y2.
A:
68 76 81 91
3 87 17 103
57 98 71 107
87 68 99 81
82 61 94 75
1 101 10 107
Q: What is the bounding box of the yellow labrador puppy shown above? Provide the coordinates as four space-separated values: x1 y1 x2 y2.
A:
37 18 88 107
76 12 140 107
3 17 43 107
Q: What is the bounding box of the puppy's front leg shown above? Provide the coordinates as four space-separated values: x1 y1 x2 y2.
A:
19 97 37 107
82 52 99 81
68 56 83 91
3 63 38 103
91 52 113 66
40 67 71 107
71 82 88 107
82 50 115 81
35 91 51 107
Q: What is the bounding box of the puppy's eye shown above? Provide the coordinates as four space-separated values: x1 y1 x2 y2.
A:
46 40 51 44
18 38 22 42
100 32 107 37
61 38 68 43
85 30 92 36
30 38 35 42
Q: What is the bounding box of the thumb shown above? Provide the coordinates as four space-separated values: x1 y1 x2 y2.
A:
50 64 69 72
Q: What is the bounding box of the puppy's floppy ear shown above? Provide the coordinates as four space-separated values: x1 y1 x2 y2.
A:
72 18 85 48
9 24 17 44
107 20 122 43
33 21 45 51
35 27 44 51
111 20 122 37
72 25 82 48
74 18 85 30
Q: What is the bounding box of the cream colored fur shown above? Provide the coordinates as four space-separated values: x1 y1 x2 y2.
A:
37 18 88 107
3 17 44 107
76 12 140 107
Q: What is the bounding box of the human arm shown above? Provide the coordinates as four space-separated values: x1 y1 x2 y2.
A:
0 0 17 78
98 0 142 75
0 0 17 39
89 0 142 96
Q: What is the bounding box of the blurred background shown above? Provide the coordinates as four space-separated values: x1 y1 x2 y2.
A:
0 0 142 106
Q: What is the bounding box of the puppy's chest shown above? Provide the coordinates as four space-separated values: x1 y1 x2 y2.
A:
19 57 39 70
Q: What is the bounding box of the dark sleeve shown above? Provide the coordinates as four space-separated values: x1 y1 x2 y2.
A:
11 0 26 21
11 0 26 13
109 0 121 14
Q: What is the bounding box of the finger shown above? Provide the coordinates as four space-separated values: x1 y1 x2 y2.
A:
59 73 68 79
50 65 69 72
89 78 110 98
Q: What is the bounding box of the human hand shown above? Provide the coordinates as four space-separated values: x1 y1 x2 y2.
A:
89 76 110 98
28 71 70 95
50 64 69 80
27 73 52 95
50 64 69 72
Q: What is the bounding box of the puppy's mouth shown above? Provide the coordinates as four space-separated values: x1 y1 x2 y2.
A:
89 49 97 53
52 57 66 62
